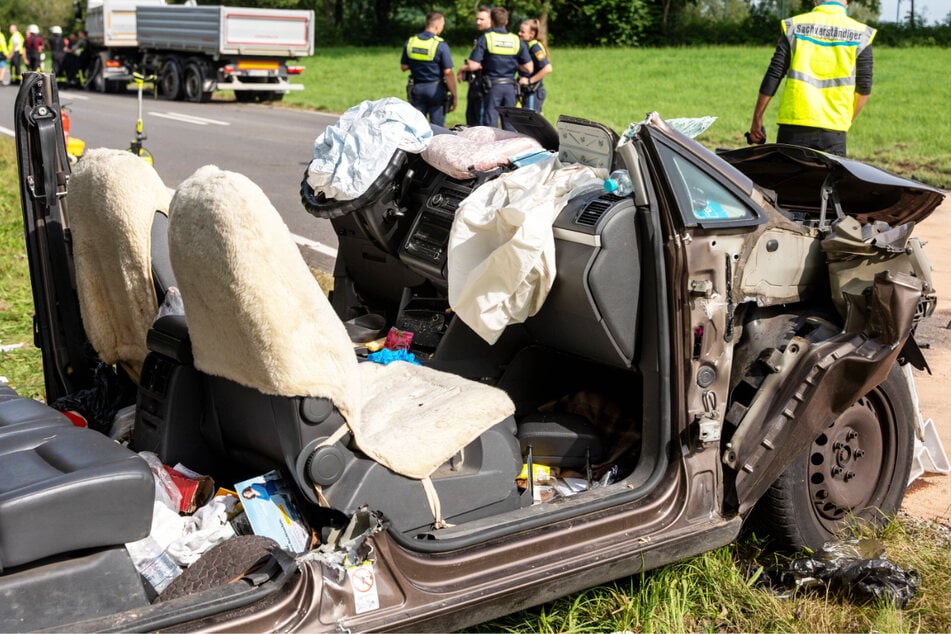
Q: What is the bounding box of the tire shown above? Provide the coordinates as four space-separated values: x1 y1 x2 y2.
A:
183 62 211 103
234 91 258 103
159 58 183 101
85 57 105 93
260 91 284 102
753 362 915 551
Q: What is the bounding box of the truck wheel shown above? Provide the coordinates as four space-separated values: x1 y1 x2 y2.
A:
184 63 212 103
234 91 257 103
260 91 284 102
85 58 105 93
160 59 183 101
752 363 914 551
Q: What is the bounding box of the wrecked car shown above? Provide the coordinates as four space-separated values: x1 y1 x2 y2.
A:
2 73 945 631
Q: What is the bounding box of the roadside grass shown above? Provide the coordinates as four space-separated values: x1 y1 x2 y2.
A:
287 46 950 187
0 138 43 399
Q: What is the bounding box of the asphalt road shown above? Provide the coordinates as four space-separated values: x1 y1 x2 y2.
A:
0 83 342 272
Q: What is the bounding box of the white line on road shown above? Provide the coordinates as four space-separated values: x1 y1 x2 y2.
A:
150 112 230 126
291 232 338 259
0 125 13 137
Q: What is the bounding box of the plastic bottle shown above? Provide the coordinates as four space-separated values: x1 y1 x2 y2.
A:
603 169 633 197
125 535 182 593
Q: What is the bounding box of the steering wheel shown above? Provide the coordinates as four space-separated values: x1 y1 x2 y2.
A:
300 149 408 219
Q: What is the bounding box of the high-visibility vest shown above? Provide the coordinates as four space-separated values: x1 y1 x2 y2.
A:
406 35 442 62
9 32 23 57
0 33 7 58
777 2 876 132
485 31 519 56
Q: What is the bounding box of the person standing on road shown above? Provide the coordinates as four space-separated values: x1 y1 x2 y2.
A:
7 25 24 83
401 11 457 127
47 26 67 80
464 7 531 130
24 25 43 73
457 6 491 127
0 28 9 86
64 30 89 88
516 18 552 114
748 0 875 157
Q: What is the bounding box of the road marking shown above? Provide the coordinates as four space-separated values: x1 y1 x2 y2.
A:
0 125 14 137
291 232 338 259
150 112 230 126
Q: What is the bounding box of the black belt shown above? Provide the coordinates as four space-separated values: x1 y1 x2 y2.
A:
487 78 516 86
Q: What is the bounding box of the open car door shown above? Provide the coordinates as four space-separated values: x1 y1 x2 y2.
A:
15 72 97 402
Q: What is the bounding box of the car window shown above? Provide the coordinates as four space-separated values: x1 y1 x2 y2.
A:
657 146 759 225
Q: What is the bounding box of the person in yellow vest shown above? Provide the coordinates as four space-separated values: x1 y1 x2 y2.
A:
400 11 457 127
516 18 552 114
0 28 8 86
7 24 24 84
464 7 532 130
748 0 875 156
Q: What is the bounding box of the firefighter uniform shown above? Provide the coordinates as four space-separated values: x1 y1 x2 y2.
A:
468 28 530 130
519 39 550 113
401 32 454 127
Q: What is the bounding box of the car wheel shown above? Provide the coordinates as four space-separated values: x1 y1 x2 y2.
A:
754 362 914 551
160 59 183 101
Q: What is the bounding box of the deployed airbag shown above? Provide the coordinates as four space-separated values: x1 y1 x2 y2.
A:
306 98 432 201
447 155 607 344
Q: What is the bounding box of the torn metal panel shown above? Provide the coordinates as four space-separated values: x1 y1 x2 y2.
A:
726 271 923 515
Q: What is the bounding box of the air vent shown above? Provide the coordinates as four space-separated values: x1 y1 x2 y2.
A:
576 199 612 226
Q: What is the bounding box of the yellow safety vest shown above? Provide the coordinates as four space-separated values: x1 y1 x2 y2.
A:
0 33 7 58
406 35 442 62
777 2 876 132
485 31 519 56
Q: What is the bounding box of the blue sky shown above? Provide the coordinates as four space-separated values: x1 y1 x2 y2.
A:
877 0 951 22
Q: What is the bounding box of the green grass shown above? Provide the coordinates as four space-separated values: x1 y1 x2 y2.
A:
0 138 43 399
286 46 951 187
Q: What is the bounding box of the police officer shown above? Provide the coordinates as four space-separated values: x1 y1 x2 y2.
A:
465 7 531 131
457 6 491 127
748 0 875 156
516 19 552 114
401 11 457 127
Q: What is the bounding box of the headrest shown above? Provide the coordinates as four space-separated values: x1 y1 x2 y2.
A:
167 166 360 424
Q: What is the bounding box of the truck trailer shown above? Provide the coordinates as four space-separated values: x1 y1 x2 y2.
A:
85 0 315 102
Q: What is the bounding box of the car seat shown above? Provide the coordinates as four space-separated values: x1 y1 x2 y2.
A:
66 148 175 381
167 165 523 534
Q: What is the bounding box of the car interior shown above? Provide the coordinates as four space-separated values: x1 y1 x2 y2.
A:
0 104 668 627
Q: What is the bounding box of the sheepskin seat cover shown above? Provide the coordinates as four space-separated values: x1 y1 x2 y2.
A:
167 166 515 480
67 148 172 379
167 165 361 424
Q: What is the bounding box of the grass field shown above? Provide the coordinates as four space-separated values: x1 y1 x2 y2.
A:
2 46 950 631
286 46 951 187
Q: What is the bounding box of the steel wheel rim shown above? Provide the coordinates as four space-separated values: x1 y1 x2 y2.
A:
807 387 898 530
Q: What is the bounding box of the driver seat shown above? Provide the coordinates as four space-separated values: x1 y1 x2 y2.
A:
167 165 523 533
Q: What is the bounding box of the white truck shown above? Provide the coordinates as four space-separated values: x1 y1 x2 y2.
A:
85 0 315 102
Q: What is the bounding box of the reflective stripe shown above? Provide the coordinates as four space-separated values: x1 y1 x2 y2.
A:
787 69 855 89
406 35 441 62
485 31 519 56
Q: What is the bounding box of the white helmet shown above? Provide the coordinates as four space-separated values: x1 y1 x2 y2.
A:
50 26 63 35
26 24 39 34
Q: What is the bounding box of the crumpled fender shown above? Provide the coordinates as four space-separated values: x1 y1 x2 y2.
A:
726 270 922 515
